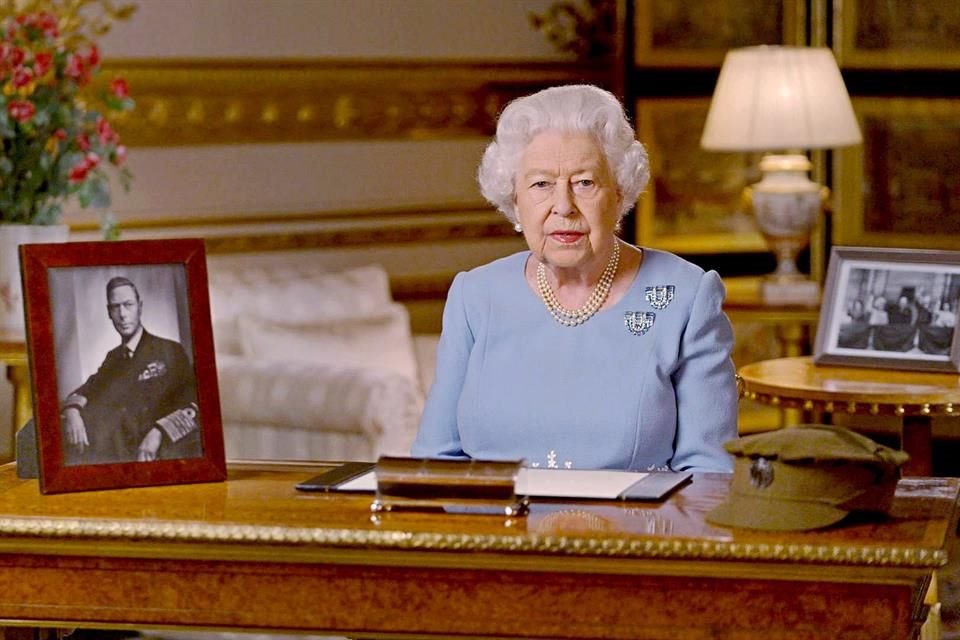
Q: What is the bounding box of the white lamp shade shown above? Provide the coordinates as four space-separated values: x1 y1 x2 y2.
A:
701 46 862 152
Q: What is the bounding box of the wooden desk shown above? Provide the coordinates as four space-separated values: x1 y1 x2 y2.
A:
738 356 960 476
0 461 954 639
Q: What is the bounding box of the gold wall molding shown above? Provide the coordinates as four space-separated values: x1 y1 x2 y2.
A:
68 205 517 255
196 206 516 254
100 60 612 146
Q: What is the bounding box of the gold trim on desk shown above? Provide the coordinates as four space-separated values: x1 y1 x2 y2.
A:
0 515 946 568
739 356 960 416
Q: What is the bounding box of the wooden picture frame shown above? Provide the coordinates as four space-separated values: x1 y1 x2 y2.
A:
833 98 960 249
834 0 960 69
634 0 804 68
21 238 226 493
813 246 960 372
635 98 767 254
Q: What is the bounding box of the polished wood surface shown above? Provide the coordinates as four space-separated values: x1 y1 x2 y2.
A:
739 356 960 476
739 357 960 409
0 461 955 639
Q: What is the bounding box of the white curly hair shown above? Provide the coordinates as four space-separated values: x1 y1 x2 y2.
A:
477 84 650 224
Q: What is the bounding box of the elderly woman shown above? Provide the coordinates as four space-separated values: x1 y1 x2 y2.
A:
411 85 737 473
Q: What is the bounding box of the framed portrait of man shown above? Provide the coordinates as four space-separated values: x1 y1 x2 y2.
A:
21 238 226 493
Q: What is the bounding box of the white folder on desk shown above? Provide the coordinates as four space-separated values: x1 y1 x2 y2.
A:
337 468 691 501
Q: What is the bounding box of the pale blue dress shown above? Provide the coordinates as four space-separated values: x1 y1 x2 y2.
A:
411 247 737 473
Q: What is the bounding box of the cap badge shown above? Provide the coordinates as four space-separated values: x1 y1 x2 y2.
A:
749 457 774 489
624 311 655 336
645 285 675 310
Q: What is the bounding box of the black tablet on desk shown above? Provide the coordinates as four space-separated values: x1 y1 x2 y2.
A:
295 462 376 492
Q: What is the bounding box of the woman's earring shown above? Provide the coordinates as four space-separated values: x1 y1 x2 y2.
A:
514 222 523 233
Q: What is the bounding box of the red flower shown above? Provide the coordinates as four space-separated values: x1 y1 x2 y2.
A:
68 153 100 183
53 128 67 140
111 145 127 166
96 116 119 145
7 99 35 123
11 66 33 88
86 44 100 68
68 162 89 183
37 12 58 38
76 132 91 152
110 77 129 99
33 51 52 76
8 47 24 67
65 53 86 81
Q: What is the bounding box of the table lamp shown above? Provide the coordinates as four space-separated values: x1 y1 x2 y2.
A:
701 45 862 304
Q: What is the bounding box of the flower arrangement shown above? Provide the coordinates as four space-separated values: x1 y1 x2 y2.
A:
0 7 134 226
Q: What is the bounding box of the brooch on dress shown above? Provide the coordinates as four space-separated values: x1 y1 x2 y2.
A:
624 311 655 336
645 285 675 310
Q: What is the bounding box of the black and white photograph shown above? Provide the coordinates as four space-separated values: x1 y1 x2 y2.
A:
814 246 960 372
21 238 226 494
52 264 199 467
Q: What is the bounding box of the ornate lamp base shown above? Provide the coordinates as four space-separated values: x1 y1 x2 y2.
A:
748 153 828 305
760 274 821 305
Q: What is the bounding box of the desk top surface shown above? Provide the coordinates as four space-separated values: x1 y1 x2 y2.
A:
0 461 955 570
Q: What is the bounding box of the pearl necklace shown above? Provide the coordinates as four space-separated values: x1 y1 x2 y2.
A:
536 241 620 327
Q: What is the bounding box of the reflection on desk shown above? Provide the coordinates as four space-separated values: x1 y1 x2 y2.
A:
0 461 953 640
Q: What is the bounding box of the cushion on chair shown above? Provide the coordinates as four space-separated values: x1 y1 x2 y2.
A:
208 261 429 460
235 302 420 383
208 263 394 355
217 354 423 456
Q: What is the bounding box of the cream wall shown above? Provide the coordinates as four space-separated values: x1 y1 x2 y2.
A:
69 0 567 230
4 1 568 459
98 0 564 60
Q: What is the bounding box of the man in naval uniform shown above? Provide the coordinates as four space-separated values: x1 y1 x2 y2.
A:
60 276 201 466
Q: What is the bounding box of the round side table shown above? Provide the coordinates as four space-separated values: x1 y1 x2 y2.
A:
738 356 960 476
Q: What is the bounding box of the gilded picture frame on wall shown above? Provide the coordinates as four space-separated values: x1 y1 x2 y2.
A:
635 98 766 254
833 97 960 249
633 0 804 67
21 238 226 494
834 0 960 69
813 246 960 372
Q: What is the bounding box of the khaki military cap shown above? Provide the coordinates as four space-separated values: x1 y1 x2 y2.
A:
706 425 910 531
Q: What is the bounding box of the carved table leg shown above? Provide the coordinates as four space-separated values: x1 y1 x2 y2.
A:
901 415 933 477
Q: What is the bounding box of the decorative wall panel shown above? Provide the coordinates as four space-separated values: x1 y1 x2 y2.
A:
834 0 960 69
834 98 960 249
101 61 609 147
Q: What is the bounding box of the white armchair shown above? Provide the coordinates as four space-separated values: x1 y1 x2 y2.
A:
208 261 435 462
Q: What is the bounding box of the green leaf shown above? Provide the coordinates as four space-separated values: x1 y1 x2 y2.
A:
86 177 111 209
99 211 121 240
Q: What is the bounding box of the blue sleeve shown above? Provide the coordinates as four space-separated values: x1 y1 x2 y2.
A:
410 272 473 458
670 270 737 472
